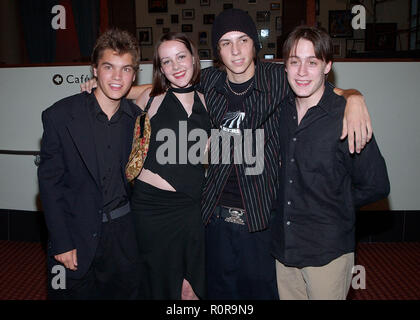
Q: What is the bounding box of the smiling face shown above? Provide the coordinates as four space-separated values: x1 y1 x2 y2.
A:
93 48 136 107
285 38 332 106
158 40 194 89
218 31 256 83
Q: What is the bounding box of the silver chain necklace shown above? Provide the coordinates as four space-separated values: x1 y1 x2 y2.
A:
226 77 254 96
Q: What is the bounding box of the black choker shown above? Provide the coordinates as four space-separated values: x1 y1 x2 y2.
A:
169 85 195 93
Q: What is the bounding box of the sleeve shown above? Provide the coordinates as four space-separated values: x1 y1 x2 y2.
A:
344 134 390 208
38 109 74 256
278 63 291 101
197 66 213 94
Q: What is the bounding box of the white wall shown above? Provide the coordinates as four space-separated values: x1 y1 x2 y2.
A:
0 61 419 211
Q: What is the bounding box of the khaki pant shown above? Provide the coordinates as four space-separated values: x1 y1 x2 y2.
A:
275 252 354 300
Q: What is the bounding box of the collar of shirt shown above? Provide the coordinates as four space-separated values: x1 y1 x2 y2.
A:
86 89 135 123
285 80 338 116
213 60 271 94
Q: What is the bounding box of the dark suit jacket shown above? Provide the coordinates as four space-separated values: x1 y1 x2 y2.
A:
38 91 140 279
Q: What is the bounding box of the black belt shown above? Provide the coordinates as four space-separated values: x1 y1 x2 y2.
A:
218 205 246 225
102 202 130 223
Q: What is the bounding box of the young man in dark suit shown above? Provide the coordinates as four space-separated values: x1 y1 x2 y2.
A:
38 29 142 299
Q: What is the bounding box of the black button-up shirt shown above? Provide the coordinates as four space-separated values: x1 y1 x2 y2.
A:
271 84 390 268
88 93 132 215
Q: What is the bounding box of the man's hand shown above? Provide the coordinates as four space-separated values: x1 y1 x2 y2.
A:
335 88 373 154
80 78 97 93
54 249 78 271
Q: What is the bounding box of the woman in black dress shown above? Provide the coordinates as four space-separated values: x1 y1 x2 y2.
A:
131 33 210 300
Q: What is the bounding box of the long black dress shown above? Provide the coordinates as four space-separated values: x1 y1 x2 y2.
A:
131 89 211 299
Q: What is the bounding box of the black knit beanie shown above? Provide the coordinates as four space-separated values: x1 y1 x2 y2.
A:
212 8 260 58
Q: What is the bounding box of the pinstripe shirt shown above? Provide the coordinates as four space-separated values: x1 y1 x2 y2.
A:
198 61 289 232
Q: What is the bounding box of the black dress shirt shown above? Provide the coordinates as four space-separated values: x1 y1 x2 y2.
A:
88 93 133 214
271 84 390 268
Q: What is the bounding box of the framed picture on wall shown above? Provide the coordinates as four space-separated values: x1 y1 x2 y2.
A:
328 10 353 38
223 3 233 10
182 9 195 20
156 18 164 25
148 0 168 13
198 49 211 59
199 31 208 45
275 16 282 32
182 24 193 32
175 0 186 4
171 14 179 24
163 27 170 34
200 0 210 6
248 0 256 4
365 23 397 51
270 2 281 10
256 11 270 22
137 27 153 46
203 14 215 25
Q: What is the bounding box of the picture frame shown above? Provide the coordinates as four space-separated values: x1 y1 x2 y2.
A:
223 3 233 10
200 0 210 6
163 27 170 34
365 23 397 51
275 16 282 32
328 10 353 38
182 9 195 20
248 0 256 4
182 24 193 33
256 11 270 22
203 14 215 25
148 0 168 13
175 0 186 4
270 2 281 10
171 14 179 24
199 31 208 45
137 27 153 46
156 18 164 25
198 49 211 60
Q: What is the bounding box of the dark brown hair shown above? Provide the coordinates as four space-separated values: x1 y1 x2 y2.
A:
91 28 140 71
151 32 200 96
283 26 333 63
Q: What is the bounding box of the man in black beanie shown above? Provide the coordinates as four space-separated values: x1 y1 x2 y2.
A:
199 8 372 300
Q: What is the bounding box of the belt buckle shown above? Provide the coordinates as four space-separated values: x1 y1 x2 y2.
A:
224 208 245 225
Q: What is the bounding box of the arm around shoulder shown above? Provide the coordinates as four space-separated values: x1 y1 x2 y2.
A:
348 135 390 208
335 87 373 154
135 86 153 110
128 83 152 101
